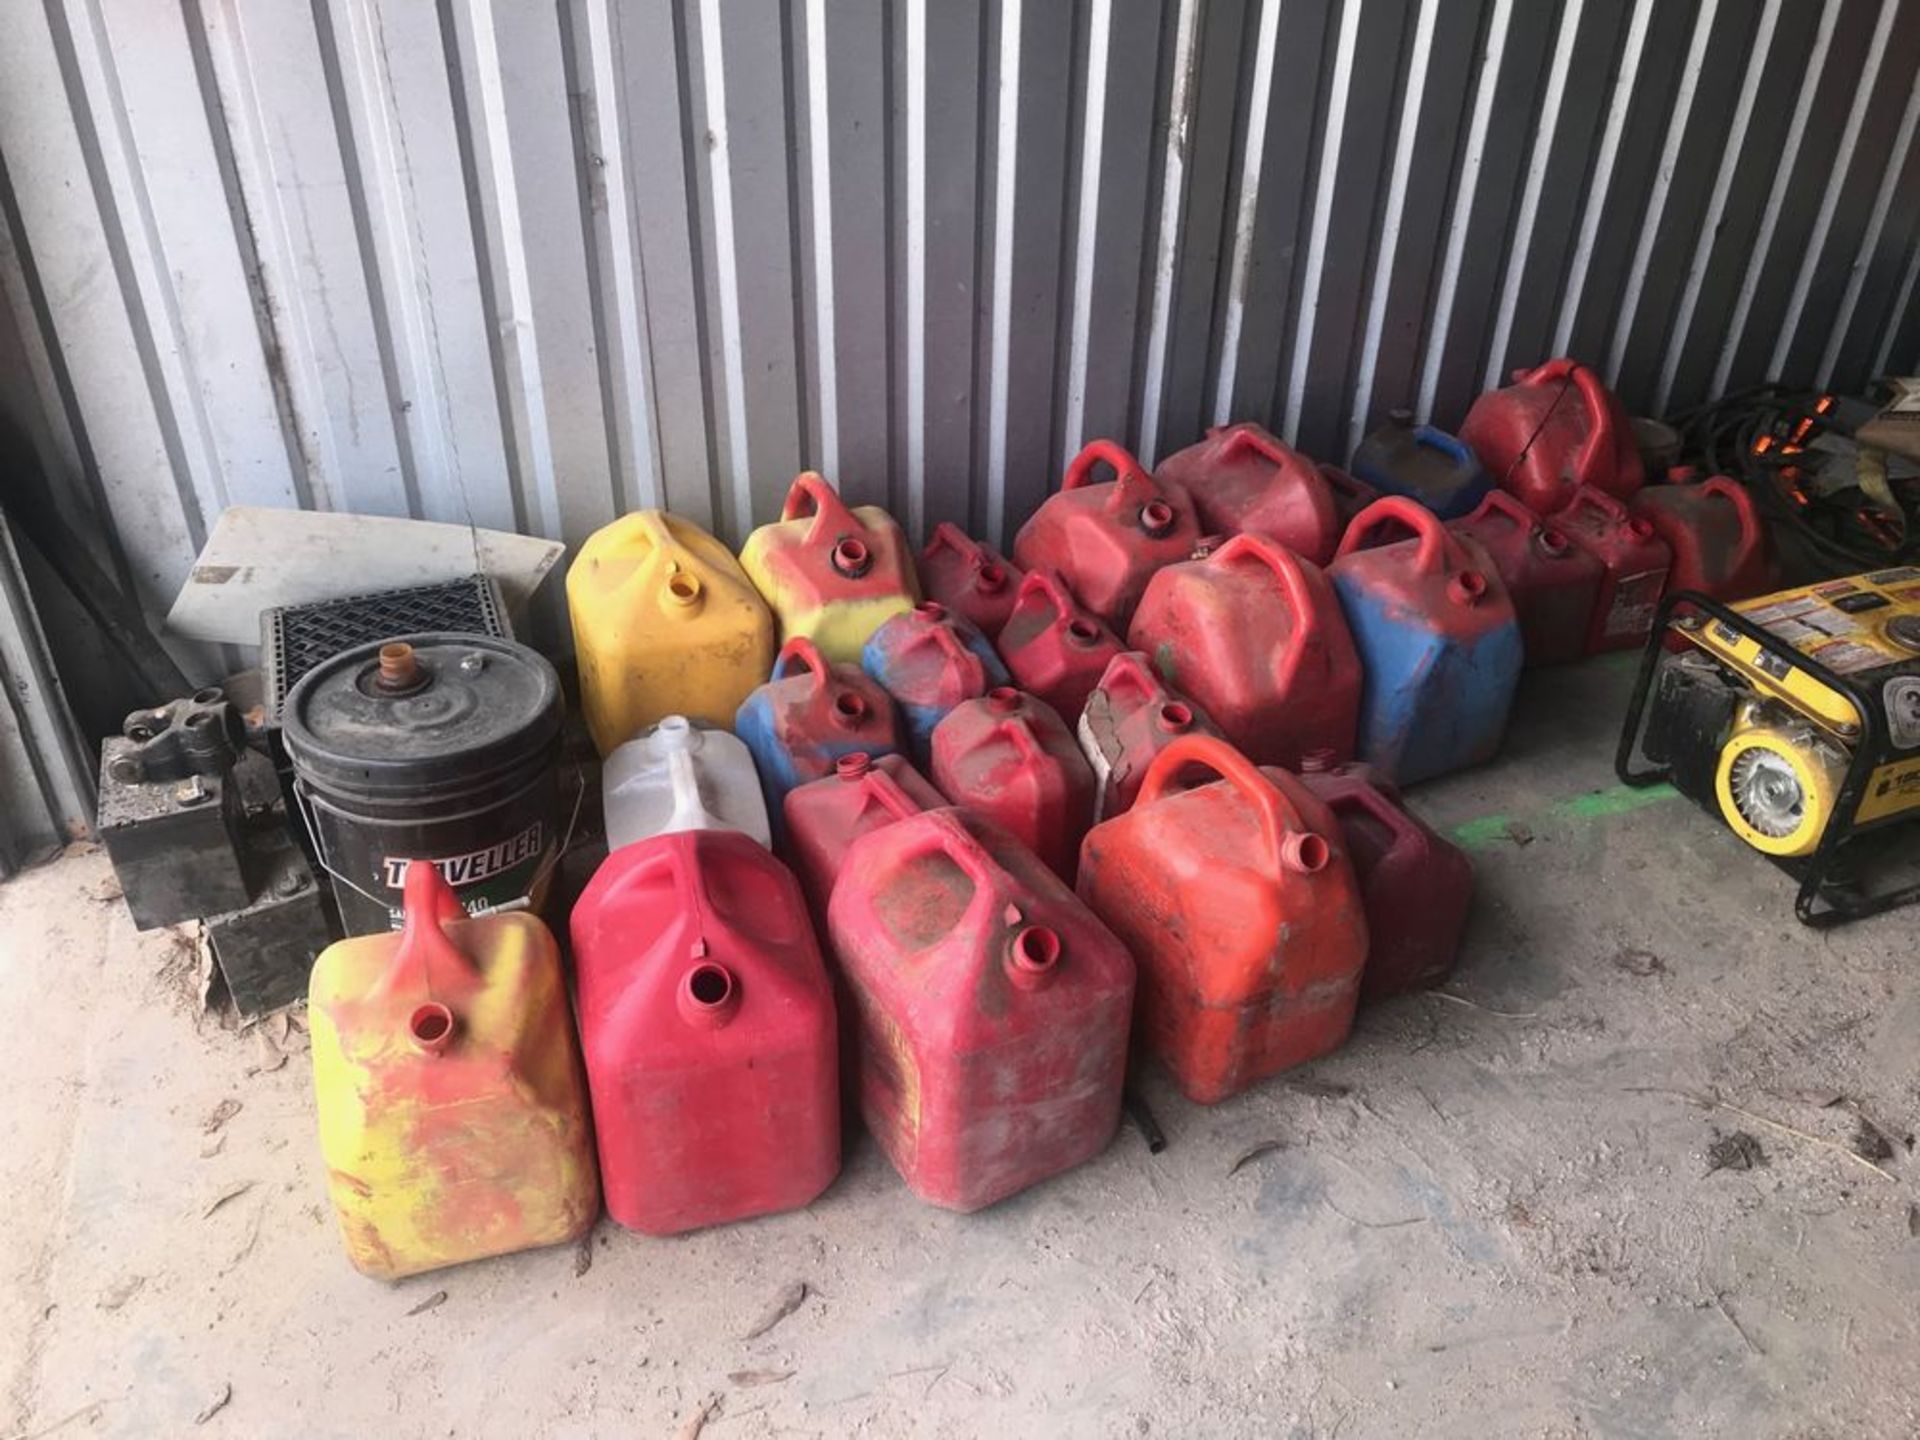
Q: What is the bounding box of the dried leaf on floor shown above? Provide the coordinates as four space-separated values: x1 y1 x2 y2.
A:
1705 1130 1767 1173
1228 1140 1286 1176
405 1290 449 1317
99 1275 146 1312
1288 1079 1353 1100
1503 820 1535 846
1852 1117 1897 1164
193 1383 231 1425
1908 1203 1919 1238
202 1182 254 1218
674 1394 719 1440
201 1098 242 1134
200 1133 228 1160
728 1369 795 1387
1612 948 1666 977
574 1231 594 1278
741 1280 809 1340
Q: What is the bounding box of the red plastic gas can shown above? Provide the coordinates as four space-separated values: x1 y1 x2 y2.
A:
1012 439 1202 628
918 523 1025 639
1449 488 1604 667
1128 533 1362 768
828 807 1135 1210
1155 423 1344 565
1296 754 1471 1003
1554 485 1673 653
571 829 839 1235
1077 735 1367 1104
1460 357 1645 515
931 687 1097 882
1630 475 1775 604
782 752 945 919
1075 651 1224 820
996 568 1127 722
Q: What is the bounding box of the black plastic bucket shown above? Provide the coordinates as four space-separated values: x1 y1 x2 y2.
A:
281 633 564 935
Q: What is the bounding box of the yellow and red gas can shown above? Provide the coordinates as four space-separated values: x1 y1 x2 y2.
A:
308 862 597 1279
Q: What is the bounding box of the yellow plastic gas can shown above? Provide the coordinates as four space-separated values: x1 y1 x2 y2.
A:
309 862 598 1279
569 510 777 755
739 473 920 664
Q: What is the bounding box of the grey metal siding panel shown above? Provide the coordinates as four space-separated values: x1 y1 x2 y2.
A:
0 0 1914 701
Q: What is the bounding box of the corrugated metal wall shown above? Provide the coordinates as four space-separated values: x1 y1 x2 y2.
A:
4 0 1920 676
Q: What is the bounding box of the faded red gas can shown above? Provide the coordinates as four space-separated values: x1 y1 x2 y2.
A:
781 752 945 919
996 568 1127 722
1012 439 1202 628
931 687 1097 882
1554 485 1673 653
828 806 1135 1211
571 829 839 1235
1449 488 1604 667
1075 651 1224 820
1077 735 1367 1105
1296 754 1471 1003
1630 476 1775 604
1460 357 1645 515
918 523 1025 639
1128 533 1362 768
1155 422 1344 565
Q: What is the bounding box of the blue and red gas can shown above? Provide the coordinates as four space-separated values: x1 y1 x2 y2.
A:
736 637 906 836
861 601 1010 761
1329 498 1523 786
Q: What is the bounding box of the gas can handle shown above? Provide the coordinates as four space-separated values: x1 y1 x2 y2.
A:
1134 735 1312 870
1216 423 1293 468
781 471 861 540
1465 487 1538 533
1413 425 1475 465
861 765 932 824
1328 776 1418 839
1015 567 1082 623
1336 496 1453 575
1514 359 1619 486
771 635 832 689
1700 475 1764 553
922 521 981 568
380 860 478 1004
1094 650 1162 706
1062 438 1147 493
924 620 989 692
1213 533 1320 618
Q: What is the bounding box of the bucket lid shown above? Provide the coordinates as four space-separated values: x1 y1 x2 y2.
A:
282 632 563 792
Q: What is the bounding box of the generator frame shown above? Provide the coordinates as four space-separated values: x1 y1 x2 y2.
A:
1616 588 1920 928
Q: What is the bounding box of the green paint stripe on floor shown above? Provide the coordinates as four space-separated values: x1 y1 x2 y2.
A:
1448 783 1681 850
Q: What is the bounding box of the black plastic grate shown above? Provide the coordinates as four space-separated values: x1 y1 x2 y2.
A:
262 576 510 722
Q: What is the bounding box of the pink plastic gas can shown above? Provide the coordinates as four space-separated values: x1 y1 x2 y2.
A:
571 829 839 1235
1075 651 1224 820
1155 423 1344 565
996 568 1127 723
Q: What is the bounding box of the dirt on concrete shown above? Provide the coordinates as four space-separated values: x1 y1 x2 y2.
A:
2 658 1917 1438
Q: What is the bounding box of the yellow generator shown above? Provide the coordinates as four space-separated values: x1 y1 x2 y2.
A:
1619 567 1920 925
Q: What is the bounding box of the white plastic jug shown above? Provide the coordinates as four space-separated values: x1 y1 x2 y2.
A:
602 716 771 850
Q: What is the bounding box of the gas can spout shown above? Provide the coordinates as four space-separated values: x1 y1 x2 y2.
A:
1278 831 1330 875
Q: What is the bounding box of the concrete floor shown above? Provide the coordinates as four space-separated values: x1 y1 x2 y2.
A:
3 655 1917 1440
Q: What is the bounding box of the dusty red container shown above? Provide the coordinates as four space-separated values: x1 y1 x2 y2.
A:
1460 357 1645 515
918 523 1025 639
829 806 1133 1210
1075 651 1224 820
782 752 945 919
1630 475 1775 604
571 829 839 1235
1012 438 1203 628
1155 422 1344 565
1554 485 1673 653
1296 754 1471 1003
1078 735 1367 1105
1449 488 1604 668
736 637 907 835
1128 532 1362 768
931 687 1097 882
996 568 1127 722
